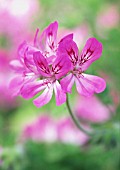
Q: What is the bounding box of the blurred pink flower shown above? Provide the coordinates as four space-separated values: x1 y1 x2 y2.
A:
22 115 57 143
57 117 89 145
75 95 111 123
0 0 39 33
96 4 119 30
21 115 90 145
0 50 17 107
0 0 39 57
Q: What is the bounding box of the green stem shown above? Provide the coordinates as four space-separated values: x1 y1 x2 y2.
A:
66 94 93 137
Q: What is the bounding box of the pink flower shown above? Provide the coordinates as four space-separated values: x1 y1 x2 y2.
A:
75 95 111 123
59 37 106 97
0 0 39 34
0 50 17 107
57 117 89 145
22 116 57 143
20 21 73 64
21 51 71 107
0 0 39 59
96 4 119 30
9 22 60 96
18 21 59 65
9 22 72 107
21 115 90 145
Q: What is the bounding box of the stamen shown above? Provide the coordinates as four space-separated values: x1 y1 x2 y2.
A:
72 68 82 78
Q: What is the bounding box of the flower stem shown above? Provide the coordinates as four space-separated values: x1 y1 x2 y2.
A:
66 94 93 137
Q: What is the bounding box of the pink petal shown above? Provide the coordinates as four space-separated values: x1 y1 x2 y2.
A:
10 60 24 73
9 73 37 97
33 85 53 108
26 44 39 54
21 80 47 99
39 21 58 52
46 55 56 65
24 49 38 73
53 81 66 106
75 73 106 97
52 54 72 79
18 41 39 65
18 41 28 63
79 37 103 71
82 74 106 93
60 73 75 93
9 76 24 96
59 33 73 43
58 38 79 66
33 51 51 77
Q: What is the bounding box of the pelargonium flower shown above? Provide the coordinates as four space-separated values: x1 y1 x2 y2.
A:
9 21 67 93
9 21 73 107
10 21 60 78
19 21 73 64
58 37 106 96
21 115 57 143
21 51 71 107
19 21 66 64
10 50 71 107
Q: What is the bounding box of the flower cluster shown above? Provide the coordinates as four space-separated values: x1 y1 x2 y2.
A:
21 115 89 146
10 21 106 107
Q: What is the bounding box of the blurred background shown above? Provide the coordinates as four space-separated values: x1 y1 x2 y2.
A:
0 0 120 169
